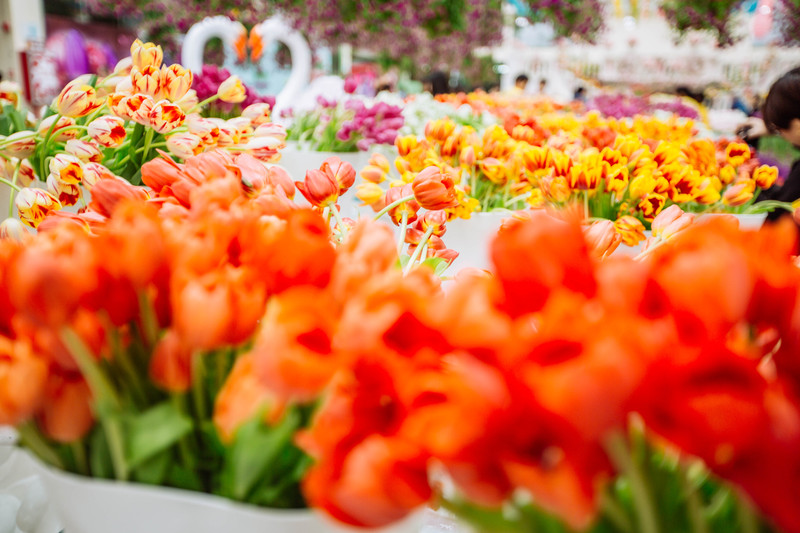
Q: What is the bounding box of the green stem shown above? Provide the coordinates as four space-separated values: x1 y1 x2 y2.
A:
0 177 22 192
505 192 531 208
737 494 759 533
681 463 709 533
60 327 128 481
137 290 160 348
140 128 155 165
171 394 196 472
373 193 415 221
70 440 89 475
330 205 350 238
5 161 22 219
605 432 661 533
584 189 590 219
404 225 435 275
600 491 634 533
38 113 62 180
396 210 408 255
191 352 207 421
17 422 64 469
193 94 220 112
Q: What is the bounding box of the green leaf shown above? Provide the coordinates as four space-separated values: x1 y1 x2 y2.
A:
166 462 205 492
89 427 114 479
132 450 171 486
124 401 193 469
221 409 301 501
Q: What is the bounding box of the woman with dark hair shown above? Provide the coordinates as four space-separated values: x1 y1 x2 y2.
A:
422 71 449 96
740 68 800 222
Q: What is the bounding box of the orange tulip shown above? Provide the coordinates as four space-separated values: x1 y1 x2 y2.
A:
651 204 695 240
0 336 47 425
321 156 356 195
89 177 150 217
214 353 284 444
252 286 341 403
584 220 622 259
568 164 601 191
296 169 339 208
173 265 266 351
385 184 420 224
395 135 418 157
360 165 386 184
37 373 94 443
369 152 391 173
411 166 458 210
149 329 193 392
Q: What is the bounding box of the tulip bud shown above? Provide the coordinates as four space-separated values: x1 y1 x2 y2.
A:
253 123 287 142
368 152 391 173
15 188 62 228
614 216 646 246
131 39 163 71
49 153 84 184
148 100 185 134
725 142 751 167
65 139 102 163
166 132 203 160
753 165 778 190
227 117 253 137
186 116 220 146
385 184 420 225
0 81 21 106
360 165 386 184
242 102 272 127
217 76 246 104
0 218 26 241
88 116 126 147
55 80 102 118
13 159 36 187
1 131 36 158
130 95 156 126
175 89 199 112
395 135 418 157
459 145 476 167
214 121 240 147
584 219 622 259
47 173 82 206
418 210 448 237
237 136 282 162
723 180 755 207
131 65 161 97
112 57 133 77
37 115 78 142
355 182 384 206
160 64 193 101
115 77 134 95
96 75 126 98
266 166 295 199
83 162 116 189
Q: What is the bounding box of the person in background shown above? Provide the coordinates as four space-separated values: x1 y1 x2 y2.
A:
573 86 586 103
539 78 548 95
510 74 528 95
740 68 800 222
422 71 449 96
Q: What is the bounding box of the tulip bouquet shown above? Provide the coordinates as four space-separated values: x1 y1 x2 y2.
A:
0 39 287 232
0 144 458 524
286 97 404 152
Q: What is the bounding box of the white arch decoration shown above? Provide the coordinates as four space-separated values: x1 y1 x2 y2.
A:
181 16 312 116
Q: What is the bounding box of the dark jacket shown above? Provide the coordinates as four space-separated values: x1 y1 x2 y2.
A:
759 159 800 222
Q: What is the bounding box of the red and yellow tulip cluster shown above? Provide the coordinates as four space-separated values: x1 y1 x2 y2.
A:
359 116 780 249
2 145 800 532
0 39 285 230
